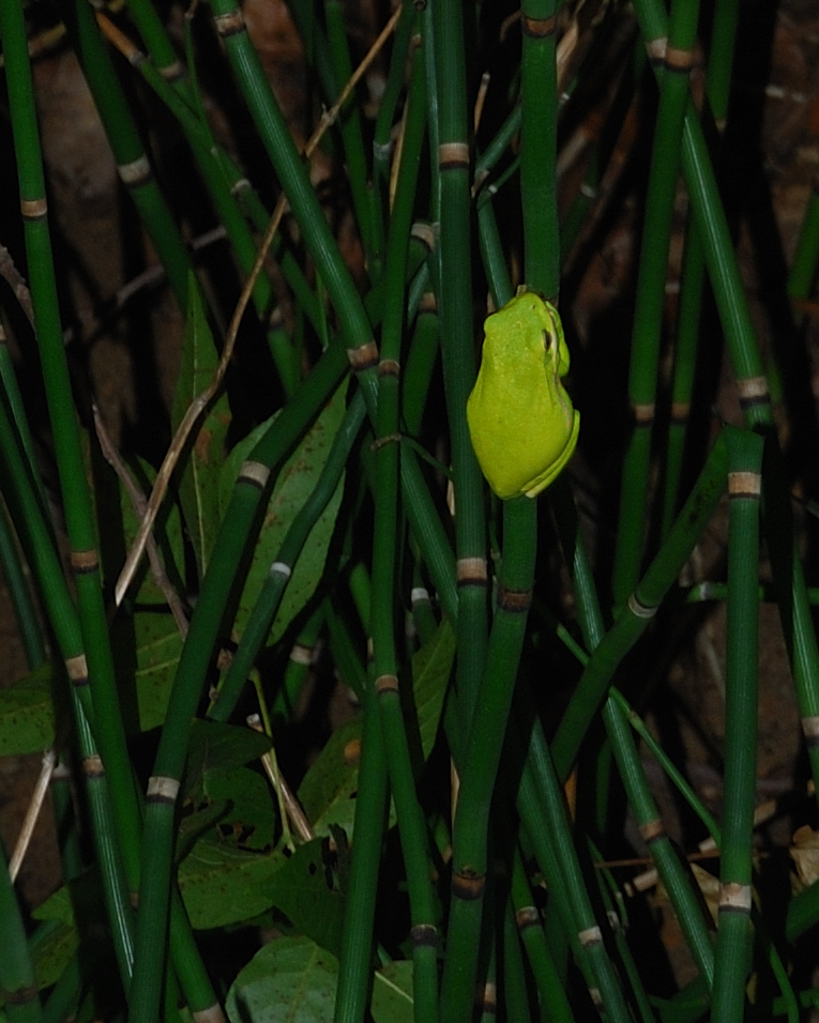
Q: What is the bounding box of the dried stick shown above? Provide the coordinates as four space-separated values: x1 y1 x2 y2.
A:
113 4 402 607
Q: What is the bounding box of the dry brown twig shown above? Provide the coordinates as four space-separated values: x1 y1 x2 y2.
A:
113 4 402 607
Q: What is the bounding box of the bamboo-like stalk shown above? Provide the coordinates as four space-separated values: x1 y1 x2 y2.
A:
430 0 488 742
362 31 439 1023
517 717 633 1022
333 679 390 1023
0 2 152 971
208 392 367 723
0 837 41 1023
711 428 763 1021
611 0 702 605
440 497 537 1023
0 499 45 670
551 427 730 782
661 0 739 535
111 0 301 395
62 0 194 314
519 0 559 298
325 0 375 267
636 0 819 821
511 851 575 1023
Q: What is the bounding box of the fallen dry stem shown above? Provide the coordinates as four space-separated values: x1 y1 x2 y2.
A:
114 5 401 606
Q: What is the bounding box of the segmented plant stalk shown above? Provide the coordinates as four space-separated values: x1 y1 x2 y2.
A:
662 0 740 534
430 0 488 737
611 0 702 604
635 0 819 816
552 428 730 781
440 497 537 1023
711 429 763 1020
0 0 149 957
64 0 194 313
0 838 41 1023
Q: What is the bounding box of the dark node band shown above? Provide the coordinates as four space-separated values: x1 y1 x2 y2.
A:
452 869 486 901
497 586 533 613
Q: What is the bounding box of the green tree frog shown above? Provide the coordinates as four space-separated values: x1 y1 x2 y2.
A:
467 289 580 500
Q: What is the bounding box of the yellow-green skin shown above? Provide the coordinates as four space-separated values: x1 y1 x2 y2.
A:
467 289 580 500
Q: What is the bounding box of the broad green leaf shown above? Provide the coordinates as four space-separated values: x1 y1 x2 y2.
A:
183 719 271 802
297 717 361 840
177 837 286 930
30 920 78 992
0 663 56 756
29 869 106 991
202 765 275 850
109 609 184 735
130 611 184 733
225 936 414 1023
219 385 346 648
177 800 231 862
267 838 345 956
171 278 231 579
371 960 414 1023
412 618 455 762
226 936 337 1023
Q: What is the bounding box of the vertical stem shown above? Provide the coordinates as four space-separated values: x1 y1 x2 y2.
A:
712 429 763 1020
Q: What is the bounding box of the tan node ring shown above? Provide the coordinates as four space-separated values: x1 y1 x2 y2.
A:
627 592 657 619
159 60 185 82
457 556 488 588
631 402 655 425
478 983 497 1014
664 46 694 73
146 775 180 805
736 375 770 409
20 197 47 220
192 1005 227 1023
438 142 470 171
213 8 245 36
4 986 38 1007
289 644 314 666
370 431 402 451
670 400 690 425
727 471 762 500
496 585 533 614
719 882 752 914
117 155 153 188
238 460 271 490
452 870 486 900
419 291 438 314
578 924 603 947
411 923 438 947
65 653 89 686
802 715 819 748
379 358 401 377
70 549 100 575
639 818 665 844
645 36 667 64
82 754 105 779
347 340 380 373
374 674 399 695
411 222 437 252
515 905 541 931
521 13 556 37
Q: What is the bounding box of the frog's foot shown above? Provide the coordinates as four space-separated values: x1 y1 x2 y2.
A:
523 411 580 499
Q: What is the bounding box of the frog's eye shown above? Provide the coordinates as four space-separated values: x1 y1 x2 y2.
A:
542 329 556 356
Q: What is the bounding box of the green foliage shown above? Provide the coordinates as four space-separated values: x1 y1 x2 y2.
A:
0 663 56 756
171 278 231 580
218 383 347 648
225 935 413 1023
